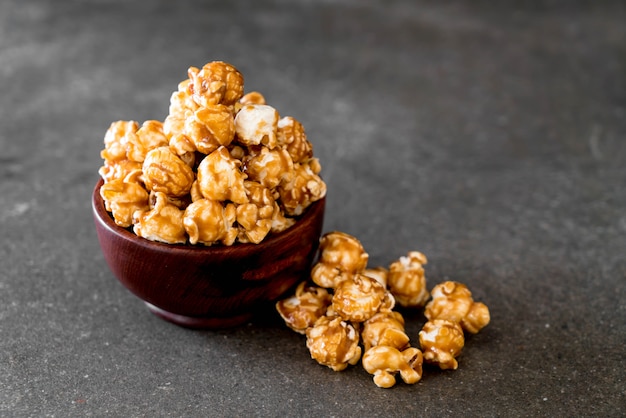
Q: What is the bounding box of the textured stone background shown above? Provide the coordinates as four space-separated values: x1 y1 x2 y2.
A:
1 1 624 416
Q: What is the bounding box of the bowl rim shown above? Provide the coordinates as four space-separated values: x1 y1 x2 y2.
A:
92 178 325 255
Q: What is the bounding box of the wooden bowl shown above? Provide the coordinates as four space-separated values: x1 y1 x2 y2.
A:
92 178 325 329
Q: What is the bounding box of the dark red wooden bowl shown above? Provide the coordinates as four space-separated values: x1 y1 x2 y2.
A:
92 178 325 329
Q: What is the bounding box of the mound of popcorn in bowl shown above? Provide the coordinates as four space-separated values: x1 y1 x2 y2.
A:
98 61 326 246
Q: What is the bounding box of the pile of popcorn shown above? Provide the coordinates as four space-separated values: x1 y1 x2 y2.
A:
276 231 490 388
98 61 326 245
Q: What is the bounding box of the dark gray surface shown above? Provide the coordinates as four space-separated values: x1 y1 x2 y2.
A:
1 0 625 416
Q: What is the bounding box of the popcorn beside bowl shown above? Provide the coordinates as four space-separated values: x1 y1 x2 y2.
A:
92 178 325 328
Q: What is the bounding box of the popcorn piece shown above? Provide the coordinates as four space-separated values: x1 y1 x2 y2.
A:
183 198 237 246
187 61 244 107
270 202 296 233
125 120 169 163
99 159 143 183
306 315 362 371
419 319 465 370
101 120 138 163
168 133 196 168
243 146 294 190
168 79 199 118
311 231 368 288
239 91 266 106
99 170 149 228
236 181 276 244
387 251 430 308
277 116 313 163
277 158 326 216
133 192 187 244
362 266 389 288
196 146 248 204
234 104 279 149
425 281 490 334
361 311 410 352
331 274 387 323
276 282 332 334
184 105 235 154
142 146 195 197
362 346 423 388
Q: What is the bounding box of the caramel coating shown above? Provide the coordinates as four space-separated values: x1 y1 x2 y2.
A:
187 61 244 107
306 316 362 371
362 267 389 288
277 116 313 163
133 192 187 244
234 104 279 149
243 146 294 190
99 159 143 184
387 251 430 308
276 282 332 334
101 120 138 163
277 158 326 216
311 231 369 288
125 120 169 163
361 311 410 352
184 105 235 154
425 281 490 334
99 170 149 228
331 274 387 323
183 199 237 246
196 146 248 204
235 181 276 244
419 319 465 370
142 146 195 197
362 346 423 388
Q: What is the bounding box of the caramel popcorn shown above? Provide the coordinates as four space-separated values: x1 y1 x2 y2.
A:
424 281 490 334
387 251 430 308
278 158 326 216
196 146 248 205
277 116 313 163
361 311 410 352
235 181 276 244
183 199 237 246
99 60 326 246
243 146 294 190
99 170 149 228
234 104 279 149
331 274 388 323
187 61 244 107
419 319 465 370
276 282 332 334
306 315 362 371
142 146 195 197
133 192 187 244
125 120 169 163
311 231 369 288
362 346 423 388
184 105 235 154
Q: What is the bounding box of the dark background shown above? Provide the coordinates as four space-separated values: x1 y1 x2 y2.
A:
1 1 624 416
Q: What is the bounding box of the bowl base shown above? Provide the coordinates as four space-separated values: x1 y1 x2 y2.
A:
145 302 254 329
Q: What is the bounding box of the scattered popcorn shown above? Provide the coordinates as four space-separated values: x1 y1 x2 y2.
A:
98 61 326 246
424 281 490 334
419 319 465 370
276 231 490 388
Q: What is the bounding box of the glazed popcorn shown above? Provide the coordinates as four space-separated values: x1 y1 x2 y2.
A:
305 315 362 372
310 231 369 288
276 282 332 334
387 251 430 308
99 61 326 246
362 346 423 389
424 281 490 334
419 319 465 370
277 231 490 388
